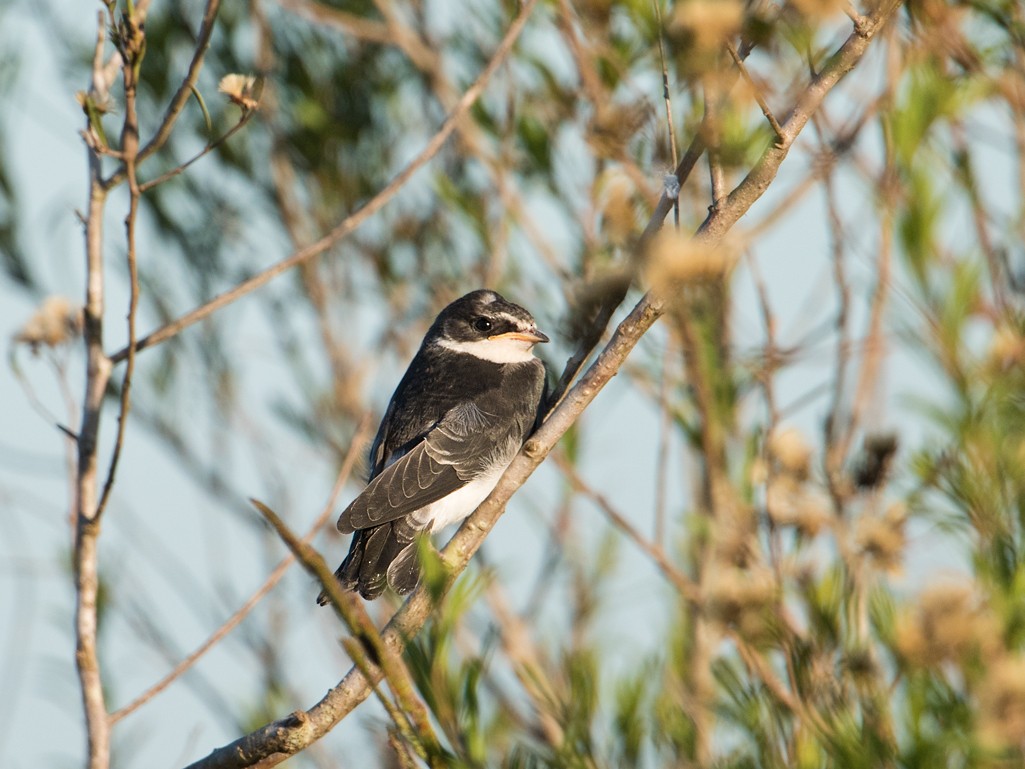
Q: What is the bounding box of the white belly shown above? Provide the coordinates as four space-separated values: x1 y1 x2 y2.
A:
414 468 506 531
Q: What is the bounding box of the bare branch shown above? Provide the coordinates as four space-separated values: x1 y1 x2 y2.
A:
250 498 443 760
726 41 784 140
276 0 391 44
698 0 903 243
74 11 116 769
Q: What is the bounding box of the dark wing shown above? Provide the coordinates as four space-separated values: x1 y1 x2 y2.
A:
317 518 421 602
336 402 493 533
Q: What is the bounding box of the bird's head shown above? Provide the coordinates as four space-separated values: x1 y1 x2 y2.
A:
430 289 549 364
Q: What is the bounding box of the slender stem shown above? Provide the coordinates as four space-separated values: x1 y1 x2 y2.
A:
652 0 680 227
97 12 143 520
555 453 699 599
138 109 256 193
704 74 727 208
75 16 114 769
726 41 784 140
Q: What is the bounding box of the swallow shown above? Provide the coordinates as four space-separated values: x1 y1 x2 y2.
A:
318 289 548 602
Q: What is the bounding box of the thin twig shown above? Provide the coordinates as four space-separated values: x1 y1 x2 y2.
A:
482 583 565 747
726 41 784 140
817 112 855 503
250 499 444 759
704 74 727 207
950 120 1006 313
653 337 672 544
652 0 680 226
138 109 257 193
96 9 144 521
554 454 700 601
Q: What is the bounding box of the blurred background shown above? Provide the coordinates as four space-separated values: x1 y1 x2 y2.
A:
2 0 1024 765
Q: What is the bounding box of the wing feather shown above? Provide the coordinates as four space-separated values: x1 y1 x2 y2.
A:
338 440 462 533
336 402 509 534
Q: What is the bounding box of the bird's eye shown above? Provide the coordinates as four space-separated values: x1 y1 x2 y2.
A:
472 317 493 333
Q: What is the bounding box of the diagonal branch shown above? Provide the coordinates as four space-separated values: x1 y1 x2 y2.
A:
251 500 444 762
138 108 258 193
698 0 902 243
108 0 540 366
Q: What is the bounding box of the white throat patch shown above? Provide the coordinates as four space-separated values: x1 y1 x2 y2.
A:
437 336 537 364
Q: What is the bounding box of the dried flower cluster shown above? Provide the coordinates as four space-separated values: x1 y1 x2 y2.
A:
978 656 1025 749
218 74 260 111
669 0 744 54
895 582 999 667
854 502 907 573
644 230 738 291
759 428 830 537
13 296 83 352
704 564 778 639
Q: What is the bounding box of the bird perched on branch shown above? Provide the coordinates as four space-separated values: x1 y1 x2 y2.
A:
318 289 549 602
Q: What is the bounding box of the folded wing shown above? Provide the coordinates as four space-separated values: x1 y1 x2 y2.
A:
337 403 493 534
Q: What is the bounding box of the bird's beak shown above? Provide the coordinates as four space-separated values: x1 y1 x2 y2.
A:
492 328 550 345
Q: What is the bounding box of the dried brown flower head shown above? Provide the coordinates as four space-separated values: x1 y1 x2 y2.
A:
705 565 778 638
587 101 649 158
644 230 738 293
852 432 898 490
894 582 999 668
670 0 745 53
766 480 830 537
769 427 813 480
978 656 1025 750
14 296 83 352
854 502 907 573
218 74 260 111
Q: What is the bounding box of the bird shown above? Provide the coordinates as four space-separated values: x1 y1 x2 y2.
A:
318 289 549 602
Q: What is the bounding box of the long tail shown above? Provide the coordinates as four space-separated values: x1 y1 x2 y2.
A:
316 519 422 603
